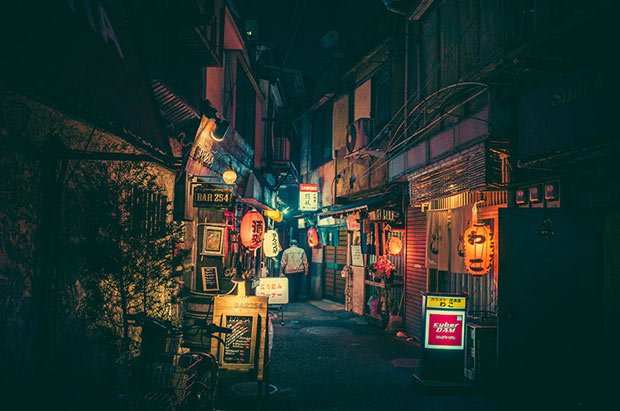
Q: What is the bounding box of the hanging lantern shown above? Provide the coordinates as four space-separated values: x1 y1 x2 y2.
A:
221 163 237 185
240 209 265 250
307 227 320 248
387 236 403 255
463 223 494 275
263 230 282 258
264 209 283 223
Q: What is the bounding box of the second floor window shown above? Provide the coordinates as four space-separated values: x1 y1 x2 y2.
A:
310 101 333 169
235 61 256 148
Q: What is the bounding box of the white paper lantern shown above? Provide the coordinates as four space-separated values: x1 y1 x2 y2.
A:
263 230 282 258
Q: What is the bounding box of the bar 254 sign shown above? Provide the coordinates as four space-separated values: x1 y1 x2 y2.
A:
193 184 234 209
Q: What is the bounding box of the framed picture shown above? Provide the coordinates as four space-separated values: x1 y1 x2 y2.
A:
202 225 225 256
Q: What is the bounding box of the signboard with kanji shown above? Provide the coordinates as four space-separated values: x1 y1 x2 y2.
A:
299 183 318 211
255 277 289 305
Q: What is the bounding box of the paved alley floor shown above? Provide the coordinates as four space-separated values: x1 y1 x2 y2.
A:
215 300 498 411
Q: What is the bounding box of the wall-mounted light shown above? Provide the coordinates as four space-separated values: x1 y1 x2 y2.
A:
210 118 230 142
264 209 283 223
515 188 528 205
544 181 559 201
222 162 237 185
529 185 542 203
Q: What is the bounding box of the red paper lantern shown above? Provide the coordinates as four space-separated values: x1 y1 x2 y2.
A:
307 227 320 248
240 209 265 250
463 223 494 275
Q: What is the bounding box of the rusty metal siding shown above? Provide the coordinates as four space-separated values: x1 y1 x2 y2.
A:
405 205 427 340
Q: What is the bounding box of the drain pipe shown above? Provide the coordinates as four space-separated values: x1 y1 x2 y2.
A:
383 0 409 146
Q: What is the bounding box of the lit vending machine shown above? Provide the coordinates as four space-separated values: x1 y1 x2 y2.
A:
415 293 467 384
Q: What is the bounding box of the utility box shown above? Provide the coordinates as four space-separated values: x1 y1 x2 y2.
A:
464 323 497 384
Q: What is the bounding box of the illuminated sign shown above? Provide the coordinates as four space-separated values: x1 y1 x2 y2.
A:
299 183 318 211
424 310 466 350
255 277 289 305
193 184 233 208
425 296 467 310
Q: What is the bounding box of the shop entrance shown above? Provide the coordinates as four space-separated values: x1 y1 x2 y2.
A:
322 226 347 303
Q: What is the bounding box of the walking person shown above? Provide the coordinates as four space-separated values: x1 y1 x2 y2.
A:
279 239 308 302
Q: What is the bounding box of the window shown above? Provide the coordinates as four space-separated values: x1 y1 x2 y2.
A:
235 61 256 148
310 101 333 169
130 188 168 238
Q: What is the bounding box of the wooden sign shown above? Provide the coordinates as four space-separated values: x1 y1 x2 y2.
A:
193 184 233 209
201 266 219 292
211 295 269 379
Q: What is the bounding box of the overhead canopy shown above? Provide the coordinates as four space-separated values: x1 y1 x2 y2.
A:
237 197 274 212
318 194 394 219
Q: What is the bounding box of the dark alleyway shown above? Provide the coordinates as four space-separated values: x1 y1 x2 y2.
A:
216 300 497 411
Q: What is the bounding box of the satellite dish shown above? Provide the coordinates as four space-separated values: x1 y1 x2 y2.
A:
320 30 339 49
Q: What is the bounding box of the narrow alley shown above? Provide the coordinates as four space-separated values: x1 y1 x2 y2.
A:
216 301 497 411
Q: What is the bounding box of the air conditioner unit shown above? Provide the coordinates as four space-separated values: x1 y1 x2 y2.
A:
346 117 374 153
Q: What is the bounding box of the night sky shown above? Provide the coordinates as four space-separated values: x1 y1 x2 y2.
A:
234 0 391 78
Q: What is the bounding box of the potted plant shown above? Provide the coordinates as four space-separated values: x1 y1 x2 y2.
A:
368 255 396 284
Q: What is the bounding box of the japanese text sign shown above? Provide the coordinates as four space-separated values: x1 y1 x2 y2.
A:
299 184 318 211
255 277 289 305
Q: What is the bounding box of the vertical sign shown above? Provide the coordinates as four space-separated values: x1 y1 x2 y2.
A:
299 183 319 211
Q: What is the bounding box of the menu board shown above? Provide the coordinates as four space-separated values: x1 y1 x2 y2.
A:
211 295 268 379
222 315 254 364
201 266 219 292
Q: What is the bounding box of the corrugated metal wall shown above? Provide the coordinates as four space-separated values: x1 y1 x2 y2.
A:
405 206 426 340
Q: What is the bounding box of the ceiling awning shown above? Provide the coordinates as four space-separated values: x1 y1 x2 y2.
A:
318 194 393 219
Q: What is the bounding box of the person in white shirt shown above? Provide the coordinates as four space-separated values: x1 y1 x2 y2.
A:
279 239 308 302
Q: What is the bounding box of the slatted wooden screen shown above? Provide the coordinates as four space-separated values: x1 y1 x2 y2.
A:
405 205 427 340
322 226 348 303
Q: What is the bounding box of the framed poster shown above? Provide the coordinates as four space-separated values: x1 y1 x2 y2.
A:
350 245 364 267
201 266 220 292
202 225 225 256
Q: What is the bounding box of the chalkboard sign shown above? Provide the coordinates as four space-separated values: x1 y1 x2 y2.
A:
222 315 254 365
201 266 219 292
211 295 268 379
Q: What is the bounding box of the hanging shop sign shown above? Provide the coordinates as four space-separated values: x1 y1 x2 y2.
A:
263 230 282 258
240 210 265 250
346 213 360 231
463 223 494 275
299 184 319 211
307 227 320 248
193 184 234 208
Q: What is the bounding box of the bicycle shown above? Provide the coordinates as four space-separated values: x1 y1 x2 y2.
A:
120 312 232 411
